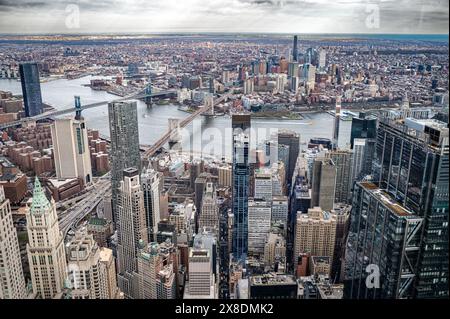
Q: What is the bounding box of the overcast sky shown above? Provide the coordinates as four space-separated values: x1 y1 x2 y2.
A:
0 0 448 34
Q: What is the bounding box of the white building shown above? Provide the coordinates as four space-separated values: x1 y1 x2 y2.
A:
26 178 67 299
0 186 27 299
185 248 215 298
254 170 273 201
248 199 272 256
51 117 92 185
198 183 218 232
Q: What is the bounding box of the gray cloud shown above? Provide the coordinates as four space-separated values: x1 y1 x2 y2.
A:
0 0 448 34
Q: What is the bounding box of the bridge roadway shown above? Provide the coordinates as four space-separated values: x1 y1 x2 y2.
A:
0 89 176 130
143 91 233 158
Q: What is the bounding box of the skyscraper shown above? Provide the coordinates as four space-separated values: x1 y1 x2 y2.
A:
311 157 337 211
116 168 148 299
26 178 67 299
350 113 377 148
19 62 43 117
247 199 272 256
51 117 92 185
232 114 251 261
141 167 161 242
278 130 300 187
373 117 449 298
198 182 219 232
293 35 298 62
344 182 423 299
108 101 141 223
294 207 337 274
328 150 352 204
185 248 214 298
0 186 27 299
66 229 120 299
351 138 376 182
332 97 341 149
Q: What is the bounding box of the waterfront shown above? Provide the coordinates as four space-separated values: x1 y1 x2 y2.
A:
0 76 352 157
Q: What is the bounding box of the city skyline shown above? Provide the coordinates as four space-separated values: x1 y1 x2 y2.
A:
0 0 448 35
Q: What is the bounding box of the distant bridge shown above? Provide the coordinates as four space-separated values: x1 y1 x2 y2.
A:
143 91 233 158
0 88 176 130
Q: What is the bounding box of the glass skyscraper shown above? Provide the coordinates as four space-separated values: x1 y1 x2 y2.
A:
345 117 448 299
350 113 377 149
231 114 251 261
19 62 43 117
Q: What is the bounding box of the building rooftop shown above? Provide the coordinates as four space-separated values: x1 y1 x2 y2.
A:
250 273 296 286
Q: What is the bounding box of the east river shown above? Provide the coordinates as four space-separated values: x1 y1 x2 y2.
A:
0 76 352 159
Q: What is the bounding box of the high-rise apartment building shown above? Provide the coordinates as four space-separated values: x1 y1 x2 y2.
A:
19 62 43 117
51 117 92 185
116 168 148 299
141 167 161 242
311 157 336 211
294 207 337 272
232 114 251 261
0 186 27 299
372 117 449 298
26 178 67 299
108 101 141 223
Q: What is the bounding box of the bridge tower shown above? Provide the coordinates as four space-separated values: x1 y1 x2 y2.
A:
145 76 153 108
168 118 181 151
74 96 82 120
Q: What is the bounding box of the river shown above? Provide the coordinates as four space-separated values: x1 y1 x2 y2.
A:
0 76 352 158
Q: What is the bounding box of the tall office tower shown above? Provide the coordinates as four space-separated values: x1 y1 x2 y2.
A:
19 62 43 117
288 62 299 78
108 101 141 223
290 76 299 93
243 77 254 94
231 114 251 261
194 230 218 281
328 150 352 204
330 203 350 281
98 248 122 299
318 49 327 69
332 97 341 149
141 167 161 242
372 117 449 298
67 229 120 299
254 169 273 201
311 157 337 211
51 118 92 185
116 168 148 299
351 138 376 182
292 35 298 62
198 182 219 232
278 130 300 187
185 248 215 298
194 172 211 226
272 195 288 230
350 112 377 148
26 178 67 299
0 186 27 299
247 199 272 256
190 159 204 191
344 182 423 298
293 207 337 272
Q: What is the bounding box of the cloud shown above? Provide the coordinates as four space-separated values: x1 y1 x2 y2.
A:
0 0 448 34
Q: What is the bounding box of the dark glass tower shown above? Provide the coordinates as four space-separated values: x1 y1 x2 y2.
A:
372 118 448 298
108 101 141 225
345 117 449 299
350 113 377 148
231 114 251 261
19 62 43 117
293 35 298 62
278 130 300 187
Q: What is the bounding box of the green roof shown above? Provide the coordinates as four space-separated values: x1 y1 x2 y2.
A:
30 177 51 214
88 217 108 226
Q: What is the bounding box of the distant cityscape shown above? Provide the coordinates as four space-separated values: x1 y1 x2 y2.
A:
0 32 448 300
